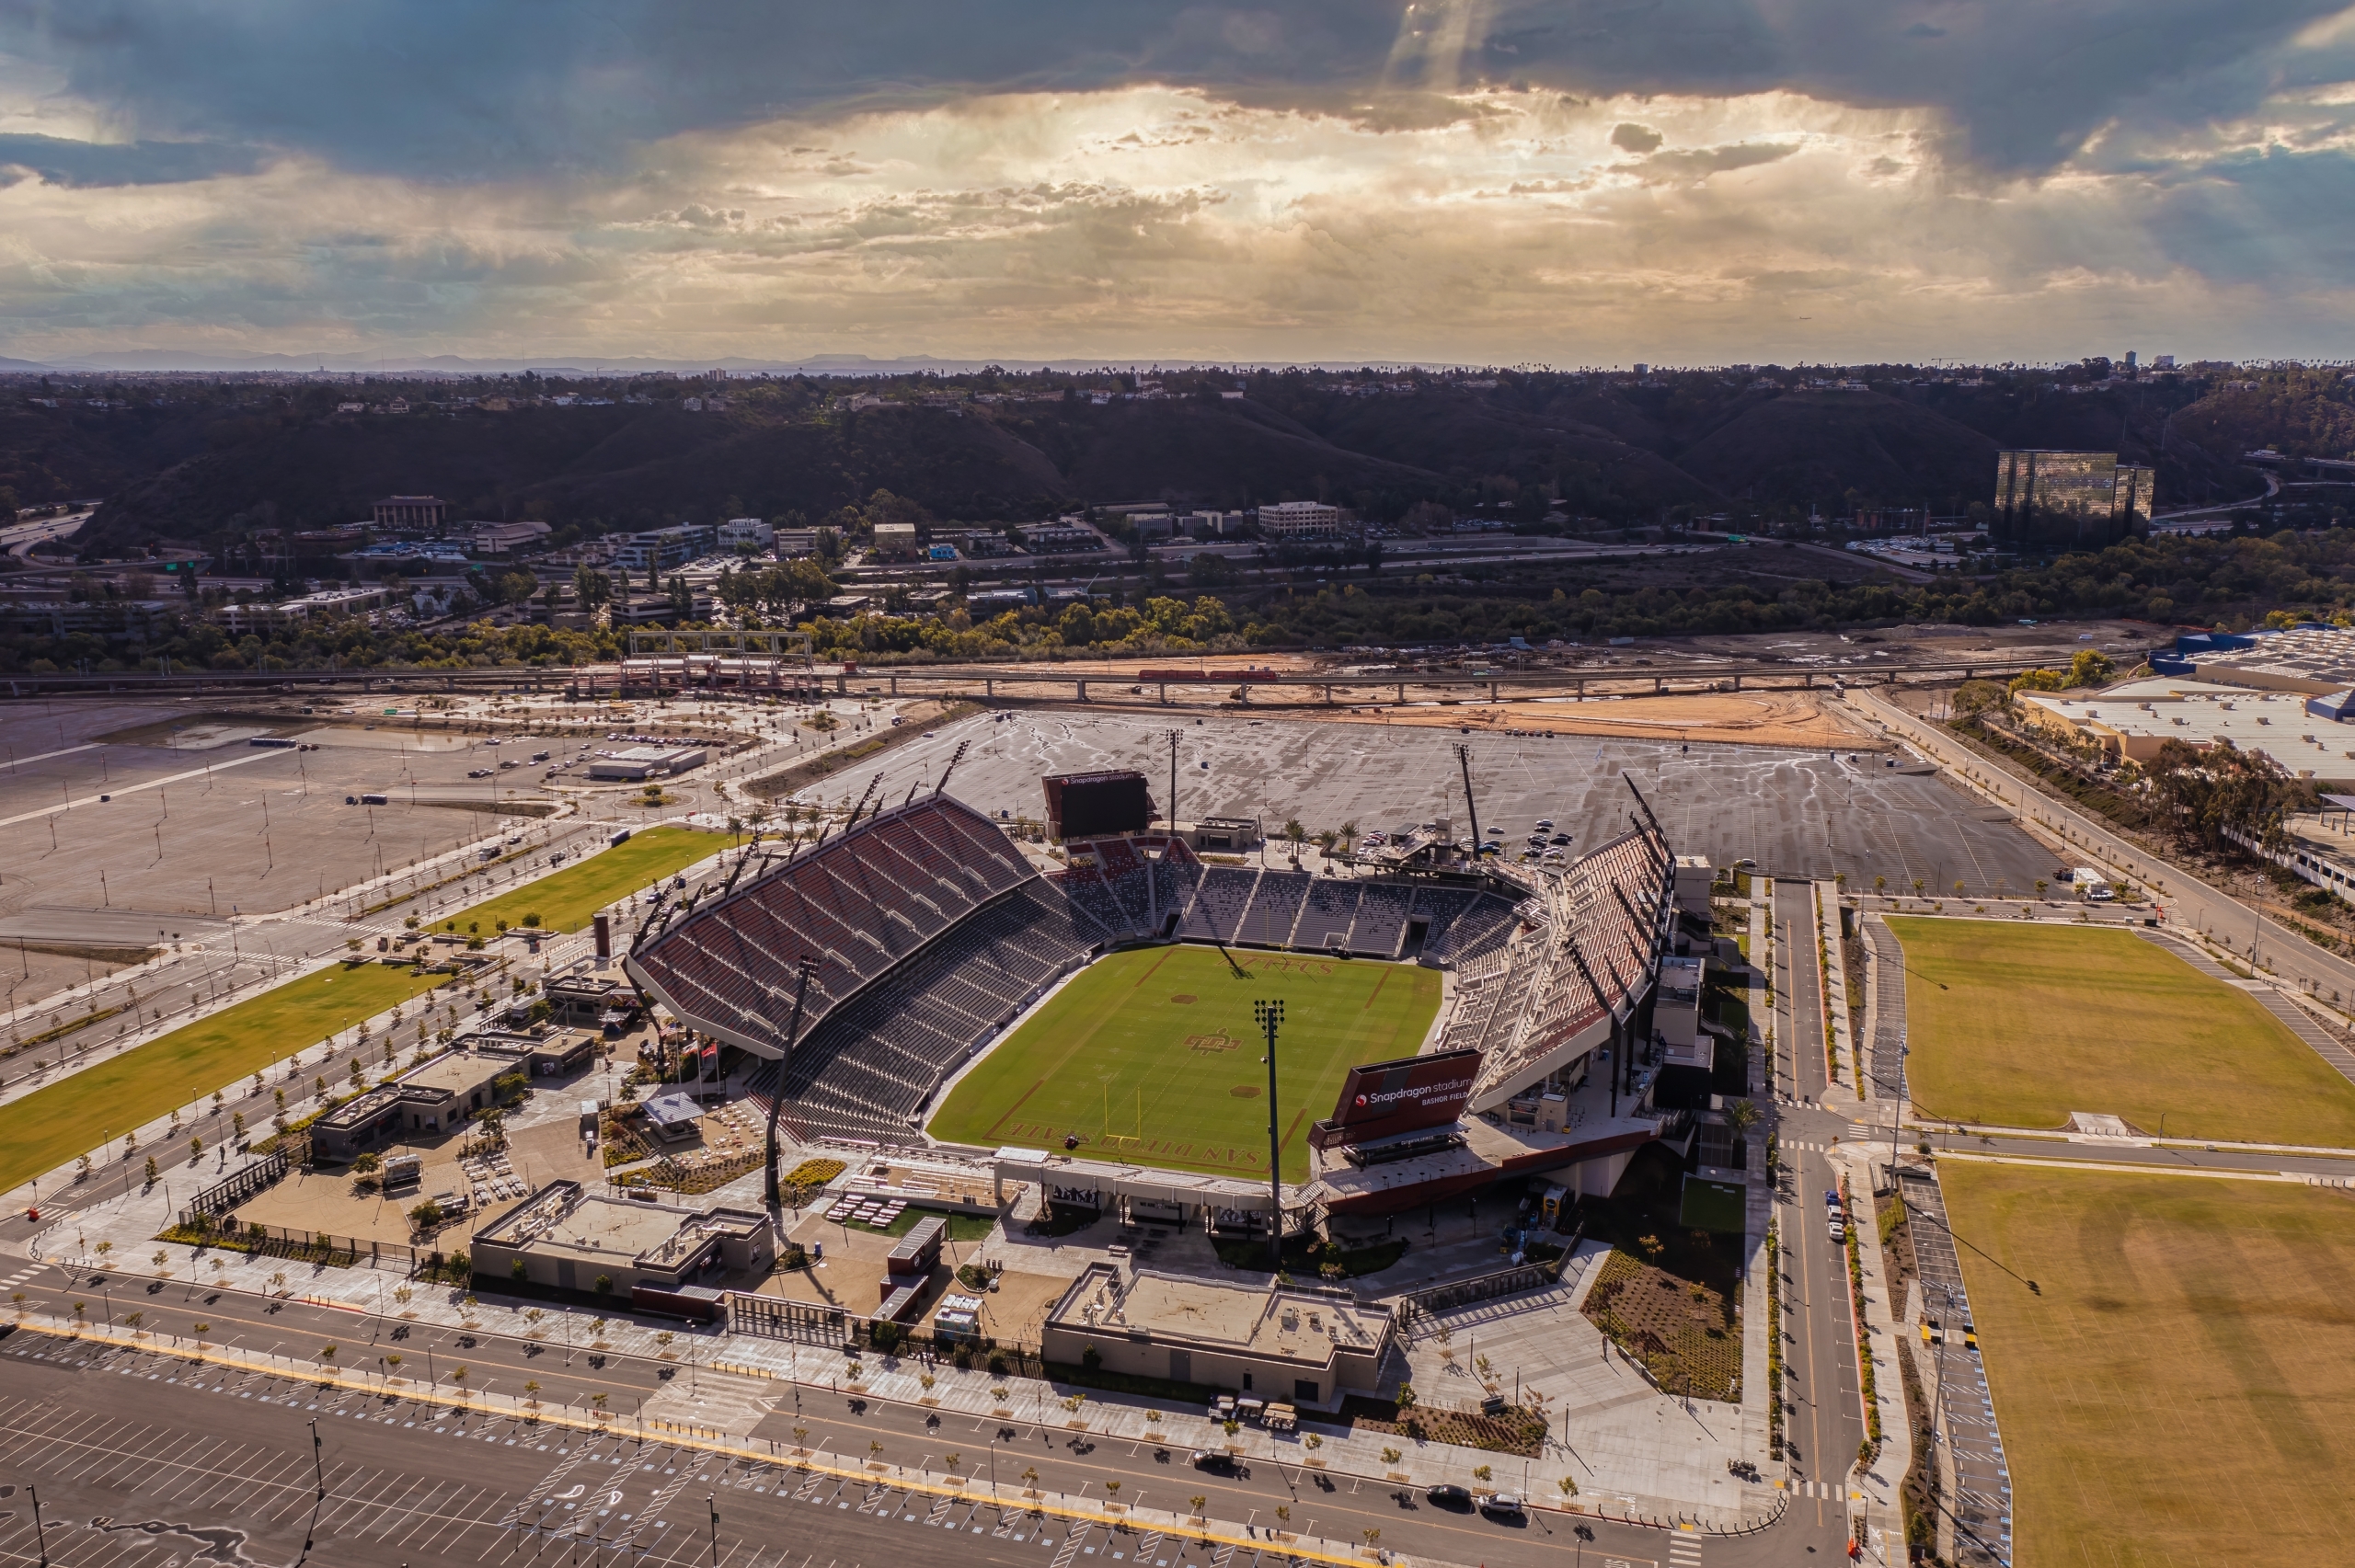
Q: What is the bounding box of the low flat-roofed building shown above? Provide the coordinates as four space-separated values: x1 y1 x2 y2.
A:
587 745 707 781
2016 678 2355 770
1155 817 1261 852
472 1181 773 1306
870 522 920 558
542 975 641 1028
2154 626 2355 695
465 1026 598 1077
308 1045 521 1160
1041 1264 1392 1406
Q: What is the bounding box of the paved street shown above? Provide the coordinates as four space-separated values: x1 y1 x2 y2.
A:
1853 689 2355 1011
0 1316 1823 1568
1766 882 1867 1544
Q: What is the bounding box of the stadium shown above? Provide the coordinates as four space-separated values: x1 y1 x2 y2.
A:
624 762 1694 1229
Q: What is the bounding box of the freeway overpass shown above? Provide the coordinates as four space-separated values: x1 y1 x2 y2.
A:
0 649 2061 705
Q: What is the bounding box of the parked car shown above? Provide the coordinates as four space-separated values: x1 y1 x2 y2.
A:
1478 1493 1525 1519
1425 1484 1473 1509
1189 1449 1235 1472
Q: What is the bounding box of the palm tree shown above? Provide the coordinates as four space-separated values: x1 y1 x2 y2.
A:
1189 1494 1208 1519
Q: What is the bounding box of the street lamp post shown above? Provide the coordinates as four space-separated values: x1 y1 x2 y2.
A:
1253 999 1284 1272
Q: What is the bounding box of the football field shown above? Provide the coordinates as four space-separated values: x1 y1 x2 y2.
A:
1940 1162 2355 1566
1888 917 2355 1145
925 945 1442 1182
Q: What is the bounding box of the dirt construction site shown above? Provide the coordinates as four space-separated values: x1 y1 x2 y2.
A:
1304 688 1883 750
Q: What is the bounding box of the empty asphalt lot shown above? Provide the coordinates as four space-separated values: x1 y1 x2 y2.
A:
790 708 2059 893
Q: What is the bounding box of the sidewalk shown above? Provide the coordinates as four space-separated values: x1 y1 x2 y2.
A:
26 1153 1784 1535
0 1309 1428 1568
1831 1144 1911 1567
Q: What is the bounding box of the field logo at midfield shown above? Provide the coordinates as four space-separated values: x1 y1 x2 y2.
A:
1241 955 1339 978
1186 1030 1240 1055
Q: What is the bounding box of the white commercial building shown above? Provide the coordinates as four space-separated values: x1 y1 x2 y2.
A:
1257 501 1344 538
2016 677 2355 770
587 745 709 781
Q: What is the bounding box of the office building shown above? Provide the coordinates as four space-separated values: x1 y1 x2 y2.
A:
1992 452 2153 548
1257 501 1344 539
611 525 715 571
373 496 449 532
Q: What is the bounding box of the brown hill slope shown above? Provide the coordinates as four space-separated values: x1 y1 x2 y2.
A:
1671 392 2000 507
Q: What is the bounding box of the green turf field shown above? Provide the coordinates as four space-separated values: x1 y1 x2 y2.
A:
1678 1175 1745 1234
1887 918 2355 1146
0 824 722 1196
0 961 456 1196
431 824 718 935
1940 1162 2355 1566
925 945 1442 1182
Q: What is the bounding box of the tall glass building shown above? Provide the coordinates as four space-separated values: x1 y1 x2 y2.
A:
1994 451 2152 548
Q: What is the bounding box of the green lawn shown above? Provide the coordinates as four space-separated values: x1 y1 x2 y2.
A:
1940 1162 2355 1567
1887 918 2355 1146
926 945 1442 1182
0 961 455 1196
427 825 720 936
0 824 723 1196
1679 1174 1746 1234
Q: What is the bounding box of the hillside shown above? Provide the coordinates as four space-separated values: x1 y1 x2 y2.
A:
9 362 2310 557
1671 391 2001 509
2172 369 2355 464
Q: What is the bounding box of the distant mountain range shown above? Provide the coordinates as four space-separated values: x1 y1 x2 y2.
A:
0 350 1430 376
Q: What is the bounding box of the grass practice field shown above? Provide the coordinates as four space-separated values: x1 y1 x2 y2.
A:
926 945 1442 1183
0 961 453 1196
433 824 717 935
0 824 722 1196
1887 918 2355 1146
1939 1162 2355 1567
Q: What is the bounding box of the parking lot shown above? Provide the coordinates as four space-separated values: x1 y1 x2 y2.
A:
784 707 2061 893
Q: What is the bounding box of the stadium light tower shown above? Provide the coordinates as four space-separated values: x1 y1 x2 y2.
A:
764 954 819 1210
1253 998 1284 1272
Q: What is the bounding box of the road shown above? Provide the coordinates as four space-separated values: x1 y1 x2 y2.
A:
1768 881 1867 1545
1852 689 2355 1013
0 1306 1818 1568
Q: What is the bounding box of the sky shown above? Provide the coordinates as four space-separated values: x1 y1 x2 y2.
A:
1 1 2352 367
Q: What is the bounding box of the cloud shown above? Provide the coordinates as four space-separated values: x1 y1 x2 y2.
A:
1628 139 1799 183
1 0 2346 181
0 85 2347 367
0 130 262 186
2 7 2354 363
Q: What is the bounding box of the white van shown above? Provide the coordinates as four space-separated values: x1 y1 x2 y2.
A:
2074 867 2113 900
